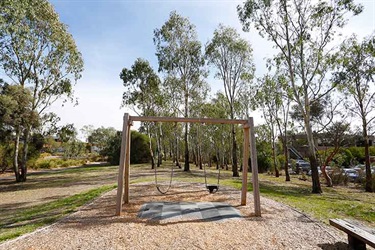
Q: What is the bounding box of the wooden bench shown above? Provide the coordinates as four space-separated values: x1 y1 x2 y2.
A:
329 218 375 250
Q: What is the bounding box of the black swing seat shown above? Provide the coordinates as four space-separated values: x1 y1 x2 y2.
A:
206 185 219 193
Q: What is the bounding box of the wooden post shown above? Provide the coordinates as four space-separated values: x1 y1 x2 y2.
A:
123 122 132 204
249 117 261 216
241 121 250 205
115 113 129 216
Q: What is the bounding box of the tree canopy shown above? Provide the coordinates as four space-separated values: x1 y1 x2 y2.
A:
0 0 84 181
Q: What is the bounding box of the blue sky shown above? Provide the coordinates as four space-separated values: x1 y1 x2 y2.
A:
47 0 375 138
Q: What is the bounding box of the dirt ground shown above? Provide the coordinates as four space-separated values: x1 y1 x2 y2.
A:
0 163 118 210
0 180 354 250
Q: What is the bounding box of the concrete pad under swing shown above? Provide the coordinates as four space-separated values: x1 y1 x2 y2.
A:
138 201 243 222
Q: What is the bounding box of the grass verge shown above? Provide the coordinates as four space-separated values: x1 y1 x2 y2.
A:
0 184 116 243
253 174 375 225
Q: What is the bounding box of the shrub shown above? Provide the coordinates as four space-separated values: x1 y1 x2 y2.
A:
347 147 365 163
102 130 152 165
360 173 375 191
39 152 52 158
257 154 271 173
329 167 348 186
333 149 353 167
31 158 84 169
0 144 13 172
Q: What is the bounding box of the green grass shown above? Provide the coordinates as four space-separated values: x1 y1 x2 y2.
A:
249 174 375 225
0 184 116 243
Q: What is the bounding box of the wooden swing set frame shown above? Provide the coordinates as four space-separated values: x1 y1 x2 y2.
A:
115 113 261 217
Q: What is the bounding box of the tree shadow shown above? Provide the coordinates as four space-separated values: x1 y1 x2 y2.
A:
318 242 350 249
0 172 117 193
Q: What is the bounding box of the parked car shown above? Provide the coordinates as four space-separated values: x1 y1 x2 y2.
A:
343 169 360 182
353 164 365 172
296 159 310 172
307 169 322 176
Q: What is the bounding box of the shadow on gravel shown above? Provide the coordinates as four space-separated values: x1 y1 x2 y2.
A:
318 242 350 249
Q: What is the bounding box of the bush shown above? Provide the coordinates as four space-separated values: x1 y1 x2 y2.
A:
130 131 152 164
360 173 375 191
0 144 13 172
329 167 348 186
257 154 271 173
102 130 152 165
333 149 353 167
31 158 85 169
370 174 375 191
347 147 365 163
39 152 52 158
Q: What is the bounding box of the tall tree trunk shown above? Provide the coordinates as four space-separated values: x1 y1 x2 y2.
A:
321 165 333 187
193 148 197 166
147 125 155 169
162 131 167 161
157 123 162 167
321 147 336 187
198 145 203 170
216 151 220 169
305 118 322 193
231 124 239 177
272 145 279 177
184 122 189 171
175 136 180 168
184 89 189 171
156 138 162 168
20 127 30 182
13 128 21 182
163 144 167 161
282 137 290 181
363 118 373 192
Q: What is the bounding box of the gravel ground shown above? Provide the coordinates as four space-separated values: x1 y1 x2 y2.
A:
0 182 353 250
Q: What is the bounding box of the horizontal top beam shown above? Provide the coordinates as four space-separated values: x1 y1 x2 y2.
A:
128 115 249 125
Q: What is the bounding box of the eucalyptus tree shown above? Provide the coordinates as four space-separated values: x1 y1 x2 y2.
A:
255 74 291 180
120 58 162 169
58 124 85 159
205 25 255 177
0 84 39 181
210 92 232 170
332 35 375 192
255 124 273 173
154 11 208 171
87 126 117 153
238 0 363 193
0 0 84 181
189 95 207 169
318 122 350 187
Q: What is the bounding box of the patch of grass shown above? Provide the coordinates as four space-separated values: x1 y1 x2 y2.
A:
247 174 375 225
0 184 116 243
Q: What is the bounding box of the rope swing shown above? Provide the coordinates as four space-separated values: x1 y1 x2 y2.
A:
153 122 174 194
199 122 221 193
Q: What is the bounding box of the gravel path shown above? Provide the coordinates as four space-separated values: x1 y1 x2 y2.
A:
0 182 352 250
